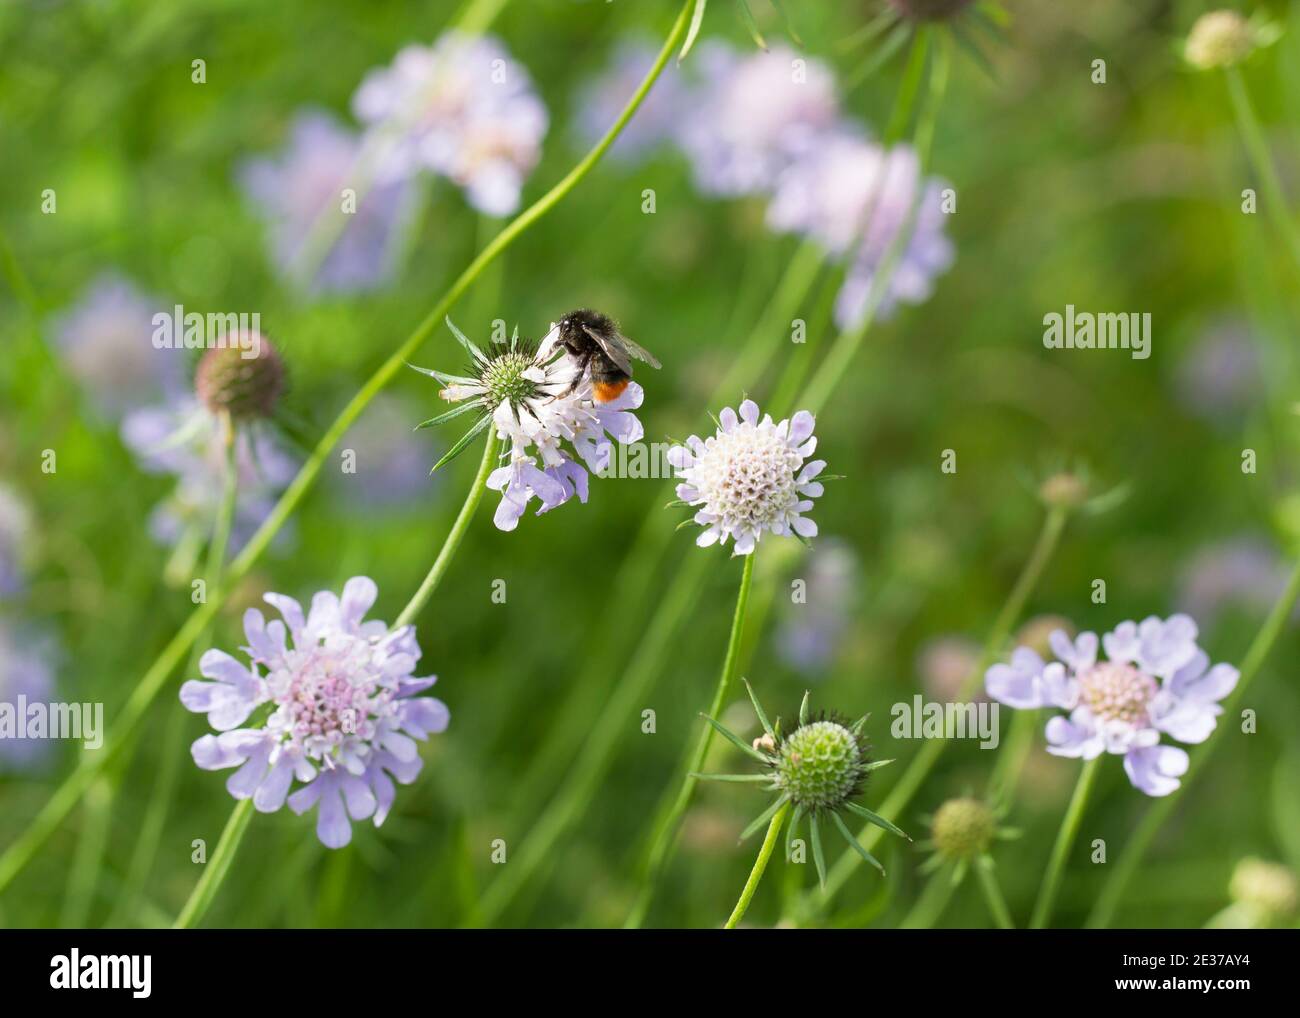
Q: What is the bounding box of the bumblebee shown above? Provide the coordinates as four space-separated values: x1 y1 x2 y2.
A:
553 308 660 403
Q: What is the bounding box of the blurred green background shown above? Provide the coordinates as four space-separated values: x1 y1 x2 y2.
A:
2 0 1299 928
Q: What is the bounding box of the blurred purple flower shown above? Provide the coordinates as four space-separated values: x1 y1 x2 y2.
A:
352 31 548 216
775 539 859 674
0 622 58 770
1177 537 1293 628
916 634 982 703
121 398 298 557
676 42 839 198
50 273 181 419
1175 318 1261 423
239 110 411 294
333 395 436 508
574 39 688 161
181 576 448 848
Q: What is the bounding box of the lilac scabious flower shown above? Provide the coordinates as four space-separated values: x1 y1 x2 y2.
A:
50 273 181 419
775 539 858 674
413 319 644 531
0 484 32 600
985 614 1237 797
352 32 548 216
239 110 411 294
181 576 448 848
667 399 824 555
676 42 839 198
121 397 297 561
767 136 954 329
574 39 688 162
0 621 58 770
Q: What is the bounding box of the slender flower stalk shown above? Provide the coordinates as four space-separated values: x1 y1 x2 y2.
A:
628 553 756 925
1223 67 1300 278
1086 556 1300 928
726 799 791 929
975 857 1014 929
900 866 959 928
791 505 1068 921
173 798 255 929
1029 756 1100 928
0 0 696 897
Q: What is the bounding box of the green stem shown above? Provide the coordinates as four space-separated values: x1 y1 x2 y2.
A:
795 505 1068 920
114 420 240 925
975 859 1014 929
394 430 499 629
1029 755 1099 929
1086 554 1300 928
725 799 791 929
173 798 254 929
987 708 1037 810
0 0 696 898
1224 66 1300 278
626 552 757 927
900 865 958 928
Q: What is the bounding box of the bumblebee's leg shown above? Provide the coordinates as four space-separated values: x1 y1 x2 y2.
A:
552 349 591 401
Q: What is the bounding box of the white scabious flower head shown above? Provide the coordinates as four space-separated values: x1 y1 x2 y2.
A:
411 318 644 531
667 399 824 555
984 614 1238 797
181 576 448 849
696 682 906 884
1184 11 1257 70
352 31 548 216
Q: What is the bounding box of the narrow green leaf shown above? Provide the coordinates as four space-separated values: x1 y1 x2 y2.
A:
444 316 489 365
740 794 789 841
769 0 802 46
844 801 910 841
798 690 810 726
742 678 774 738
406 362 477 387
429 412 493 473
679 0 708 62
831 810 885 875
847 19 910 90
838 7 898 53
810 813 827 888
699 713 770 763
862 758 896 773
687 772 772 783
786 804 804 862
414 403 485 430
734 0 767 51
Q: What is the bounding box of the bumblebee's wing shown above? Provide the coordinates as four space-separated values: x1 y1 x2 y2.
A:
617 333 661 370
581 324 634 374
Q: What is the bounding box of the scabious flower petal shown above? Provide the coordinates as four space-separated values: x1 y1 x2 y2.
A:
182 577 448 848
1123 744 1189 797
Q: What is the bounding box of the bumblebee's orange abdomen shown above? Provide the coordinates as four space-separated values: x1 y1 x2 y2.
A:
592 379 630 403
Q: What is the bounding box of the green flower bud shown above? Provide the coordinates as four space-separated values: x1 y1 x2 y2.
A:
776 720 864 810
931 796 996 860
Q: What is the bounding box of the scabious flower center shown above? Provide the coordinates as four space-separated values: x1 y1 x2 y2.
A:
272 644 390 758
482 348 542 408
1078 661 1157 725
931 797 995 860
695 424 802 528
195 336 284 420
776 720 860 809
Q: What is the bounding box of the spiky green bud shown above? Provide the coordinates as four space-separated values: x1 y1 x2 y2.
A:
776 720 862 810
931 797 996 860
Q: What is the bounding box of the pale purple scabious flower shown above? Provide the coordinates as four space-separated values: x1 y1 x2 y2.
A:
0 484 32 600
668 399 824 555
775 539 858 674
181 576 448 848
676 42 839 198
352 31 548 216
985 615 1237 796
574 39 688 161
239 110 411 294
50 273 180 419
424 321 644 531
0 621 58 770
1177 537 1293 627
121 398 297 556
